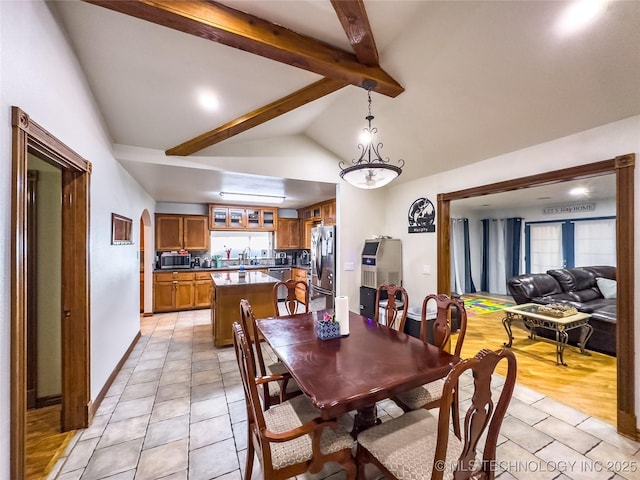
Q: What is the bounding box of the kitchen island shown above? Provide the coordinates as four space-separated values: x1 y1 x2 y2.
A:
211 271 278 347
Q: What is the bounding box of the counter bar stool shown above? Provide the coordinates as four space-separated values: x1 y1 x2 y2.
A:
393 293 468 438
239 299 301 409
357 348 517 480
374 284 409 332
273 279 309 316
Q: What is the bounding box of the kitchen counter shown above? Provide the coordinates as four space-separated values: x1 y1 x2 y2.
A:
211 271 278 286
154 264 311 273
210 271 279 347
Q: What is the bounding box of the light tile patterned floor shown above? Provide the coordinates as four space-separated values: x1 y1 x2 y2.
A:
47 309 640 480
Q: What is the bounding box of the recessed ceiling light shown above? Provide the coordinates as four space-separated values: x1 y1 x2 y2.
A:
569 187 589 196
557 0 608 35
197 90 220 112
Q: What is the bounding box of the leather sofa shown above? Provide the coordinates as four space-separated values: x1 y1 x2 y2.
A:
507 266 616 356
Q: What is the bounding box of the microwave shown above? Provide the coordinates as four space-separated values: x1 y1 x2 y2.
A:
159 253 191 269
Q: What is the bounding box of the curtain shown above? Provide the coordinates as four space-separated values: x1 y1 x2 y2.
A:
482 218 522 294
574 219 616 267
450 218 476 295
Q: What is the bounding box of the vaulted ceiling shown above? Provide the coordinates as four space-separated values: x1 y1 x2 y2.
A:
52 0 640 208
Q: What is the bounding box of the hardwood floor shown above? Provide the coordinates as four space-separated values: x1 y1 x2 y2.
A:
26 405 75 479
456 308 617 426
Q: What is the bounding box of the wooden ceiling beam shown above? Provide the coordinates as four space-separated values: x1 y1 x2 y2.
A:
166 78 348 156
85 0 404 97
330 0 379 66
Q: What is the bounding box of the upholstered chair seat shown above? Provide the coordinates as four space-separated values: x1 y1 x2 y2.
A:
393 379 444 410
264 395 354 470
357 409 463 480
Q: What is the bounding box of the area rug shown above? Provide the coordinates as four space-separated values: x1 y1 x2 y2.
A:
461 295 514 317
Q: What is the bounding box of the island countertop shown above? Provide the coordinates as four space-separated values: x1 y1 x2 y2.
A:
211 271 278 287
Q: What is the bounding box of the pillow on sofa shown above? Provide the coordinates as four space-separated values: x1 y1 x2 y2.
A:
596 277 617 299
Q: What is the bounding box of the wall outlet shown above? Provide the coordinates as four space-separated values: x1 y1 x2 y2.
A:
344 262 355 271
422 264 431 275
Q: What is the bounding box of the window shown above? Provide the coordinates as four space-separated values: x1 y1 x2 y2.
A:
525 217 616 272
210 231 273 259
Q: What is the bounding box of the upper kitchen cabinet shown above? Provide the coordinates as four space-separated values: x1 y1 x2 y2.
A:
156 214 209 251
277 218 301 248
209 204 277 231
299 199 336 248
321 201 336 226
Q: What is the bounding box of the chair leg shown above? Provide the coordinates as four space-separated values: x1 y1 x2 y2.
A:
245 428 255 480
452 383 461 440
356 448 367 480
344 459 357 480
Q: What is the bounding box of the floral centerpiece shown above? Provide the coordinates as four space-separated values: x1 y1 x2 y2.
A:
316 311 340 340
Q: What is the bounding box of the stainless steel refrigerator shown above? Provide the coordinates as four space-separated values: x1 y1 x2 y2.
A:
310 225 335 309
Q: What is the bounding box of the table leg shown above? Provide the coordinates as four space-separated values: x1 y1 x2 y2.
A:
351 404 378 438
578 323 594 355
556 328 569 366
502 313 514 348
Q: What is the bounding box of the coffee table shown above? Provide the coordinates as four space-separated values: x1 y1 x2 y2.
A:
502 303 593 366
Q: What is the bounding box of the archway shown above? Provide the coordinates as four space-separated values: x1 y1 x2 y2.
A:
140 209 153 316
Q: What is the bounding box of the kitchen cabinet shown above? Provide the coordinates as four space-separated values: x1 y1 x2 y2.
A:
153 272 198 312
322 201 336 226
209 204 277 231
194 272 213 308
292 267 309 303
299 199 336 248
277 218 300 248
155 214 209 251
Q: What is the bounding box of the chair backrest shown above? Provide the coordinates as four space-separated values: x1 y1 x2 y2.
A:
421 294 468 356
433 348 517 480
239 299 269 378
273 279 309 315
232 322 271 461
374 284 409 332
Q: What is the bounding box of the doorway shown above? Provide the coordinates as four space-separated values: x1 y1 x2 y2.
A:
437 154 636 439
11 107 92 478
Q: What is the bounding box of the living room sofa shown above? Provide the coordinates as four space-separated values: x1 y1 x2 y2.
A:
506 266 617 356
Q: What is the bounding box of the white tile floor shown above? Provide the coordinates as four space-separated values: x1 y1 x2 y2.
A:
47 309 640 480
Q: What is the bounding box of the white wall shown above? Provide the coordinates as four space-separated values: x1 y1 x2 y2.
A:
383 115 640 423
0 3 155 475
335 183 387 311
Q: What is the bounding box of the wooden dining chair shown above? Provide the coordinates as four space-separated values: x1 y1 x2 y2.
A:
239 299 301 409
232 322 356 480
273 279 309 315
392 293 468 438
357 348 517 480
373 284 409 332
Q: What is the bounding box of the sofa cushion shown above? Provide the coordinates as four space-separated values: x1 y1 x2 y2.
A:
507 274 563 305
596 277 617 299
547 268 596 292
581 266 616 281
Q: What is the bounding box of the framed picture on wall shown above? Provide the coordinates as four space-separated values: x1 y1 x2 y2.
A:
111 213 133 245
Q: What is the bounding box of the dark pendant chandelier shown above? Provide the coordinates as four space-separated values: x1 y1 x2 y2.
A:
339 79 404 189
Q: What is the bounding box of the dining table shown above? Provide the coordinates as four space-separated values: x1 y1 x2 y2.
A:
255 309 460 436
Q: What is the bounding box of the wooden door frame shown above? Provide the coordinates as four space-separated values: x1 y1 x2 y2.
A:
10 106 92 478
437 154 636 439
